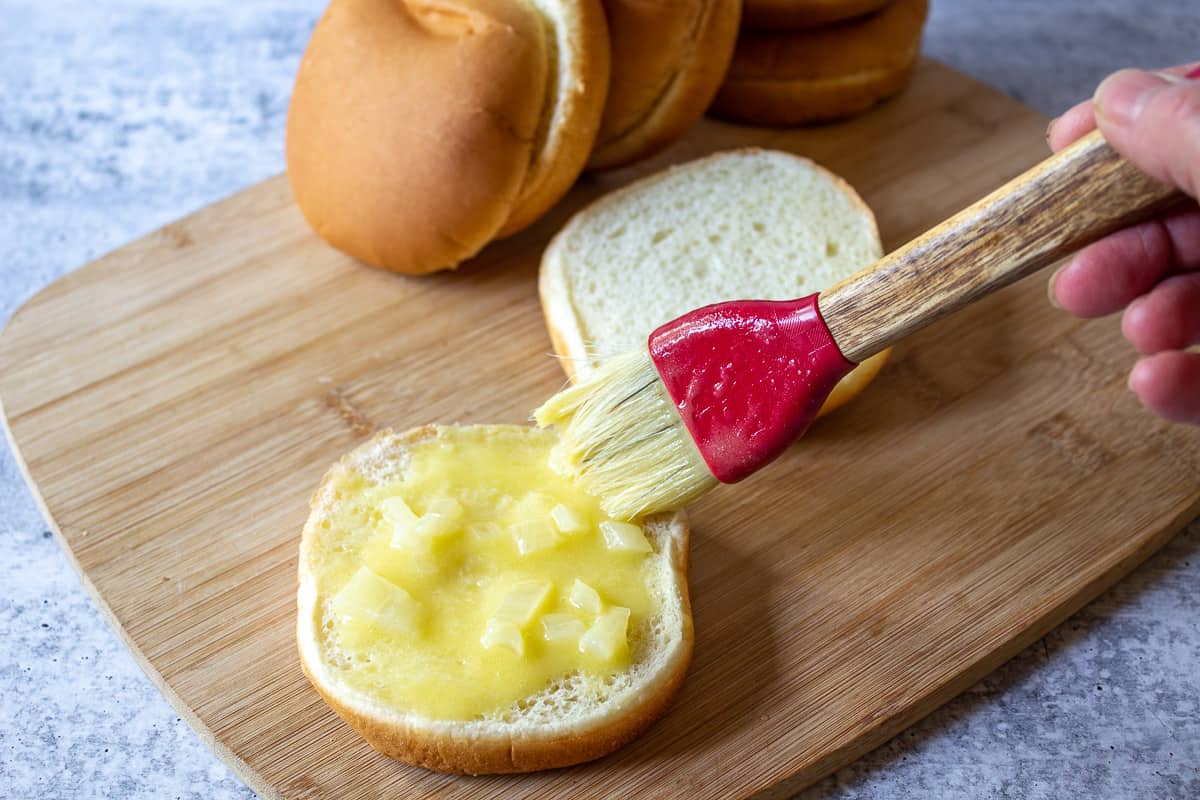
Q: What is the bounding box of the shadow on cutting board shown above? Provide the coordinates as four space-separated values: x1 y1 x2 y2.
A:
613 524 785 768
795 522 1200 798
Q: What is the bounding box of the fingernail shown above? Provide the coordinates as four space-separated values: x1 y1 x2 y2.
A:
1154 70 1189 84
1094 69 1175 127
1128 357 1151 393
1047 264 1065 308
1186 65 1200 79
1126 294 1147 318
1122 296 1147 346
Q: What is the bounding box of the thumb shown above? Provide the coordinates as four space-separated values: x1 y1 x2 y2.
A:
1094 67 1200 199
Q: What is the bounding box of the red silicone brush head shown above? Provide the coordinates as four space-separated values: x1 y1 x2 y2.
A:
647 294 855 483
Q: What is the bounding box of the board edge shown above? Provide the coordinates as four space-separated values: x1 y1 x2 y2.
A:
753 498 1200 800
0 390 285 800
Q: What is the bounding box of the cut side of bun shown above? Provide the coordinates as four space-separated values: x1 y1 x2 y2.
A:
539 148 889 415
587 0 741 171
711 0 928 127
297 425 693 774
743 0 890 30
286 0 609 274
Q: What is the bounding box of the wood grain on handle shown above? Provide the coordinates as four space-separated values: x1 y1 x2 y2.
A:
819 129 1185 363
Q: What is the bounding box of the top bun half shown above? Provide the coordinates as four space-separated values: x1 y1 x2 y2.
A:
588 0 741 170
287 0 609 274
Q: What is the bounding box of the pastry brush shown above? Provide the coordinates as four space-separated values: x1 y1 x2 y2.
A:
534 130 1184 519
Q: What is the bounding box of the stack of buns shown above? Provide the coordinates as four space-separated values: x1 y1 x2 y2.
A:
286 0 933 273
287 0 741 274
711 0 929 126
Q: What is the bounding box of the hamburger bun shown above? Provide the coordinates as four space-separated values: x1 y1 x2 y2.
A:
711 0 928 127
298 425 693 773
743 0 890 29
588 0 741 170
287 0 610 274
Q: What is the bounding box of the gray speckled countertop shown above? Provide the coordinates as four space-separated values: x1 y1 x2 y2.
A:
1 2 1198 798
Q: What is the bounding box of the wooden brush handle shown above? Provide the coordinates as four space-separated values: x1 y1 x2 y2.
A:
819 129 1186 363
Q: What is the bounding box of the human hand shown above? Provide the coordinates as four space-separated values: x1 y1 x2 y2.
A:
1047 63 1200 424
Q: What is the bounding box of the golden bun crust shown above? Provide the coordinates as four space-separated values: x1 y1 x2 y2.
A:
301 617 692 774
818 348 890 417
588 0 741 170
743 0 889 29
297 425 694 774
287 0 611 272
499 0 612 235
539 284 585 385
710 0 928 126
286 0 549 274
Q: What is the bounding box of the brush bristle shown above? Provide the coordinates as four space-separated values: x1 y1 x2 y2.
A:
534 350 718 519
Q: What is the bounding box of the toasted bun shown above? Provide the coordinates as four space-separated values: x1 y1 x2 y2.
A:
743 0 890 29
587 0 741 170
711 0 928 126
539 148 889 414
297 425 693 774
287 0 609 274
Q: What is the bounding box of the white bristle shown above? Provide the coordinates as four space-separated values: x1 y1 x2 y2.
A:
534 350 718 519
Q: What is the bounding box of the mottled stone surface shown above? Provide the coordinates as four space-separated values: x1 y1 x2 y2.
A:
0 1 1197 797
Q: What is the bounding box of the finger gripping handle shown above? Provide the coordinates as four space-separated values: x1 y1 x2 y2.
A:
819 129 1185 363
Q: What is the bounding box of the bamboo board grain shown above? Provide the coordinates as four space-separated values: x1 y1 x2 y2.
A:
2 59 1199 799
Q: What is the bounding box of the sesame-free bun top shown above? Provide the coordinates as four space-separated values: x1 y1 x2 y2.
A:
587 0 741 170
498 0 611 233
711 0 928 126
742 0 890 29
286 0 609 274
726 0 925 83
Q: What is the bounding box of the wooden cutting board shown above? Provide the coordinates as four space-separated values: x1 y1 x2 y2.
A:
3 59 1199 799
